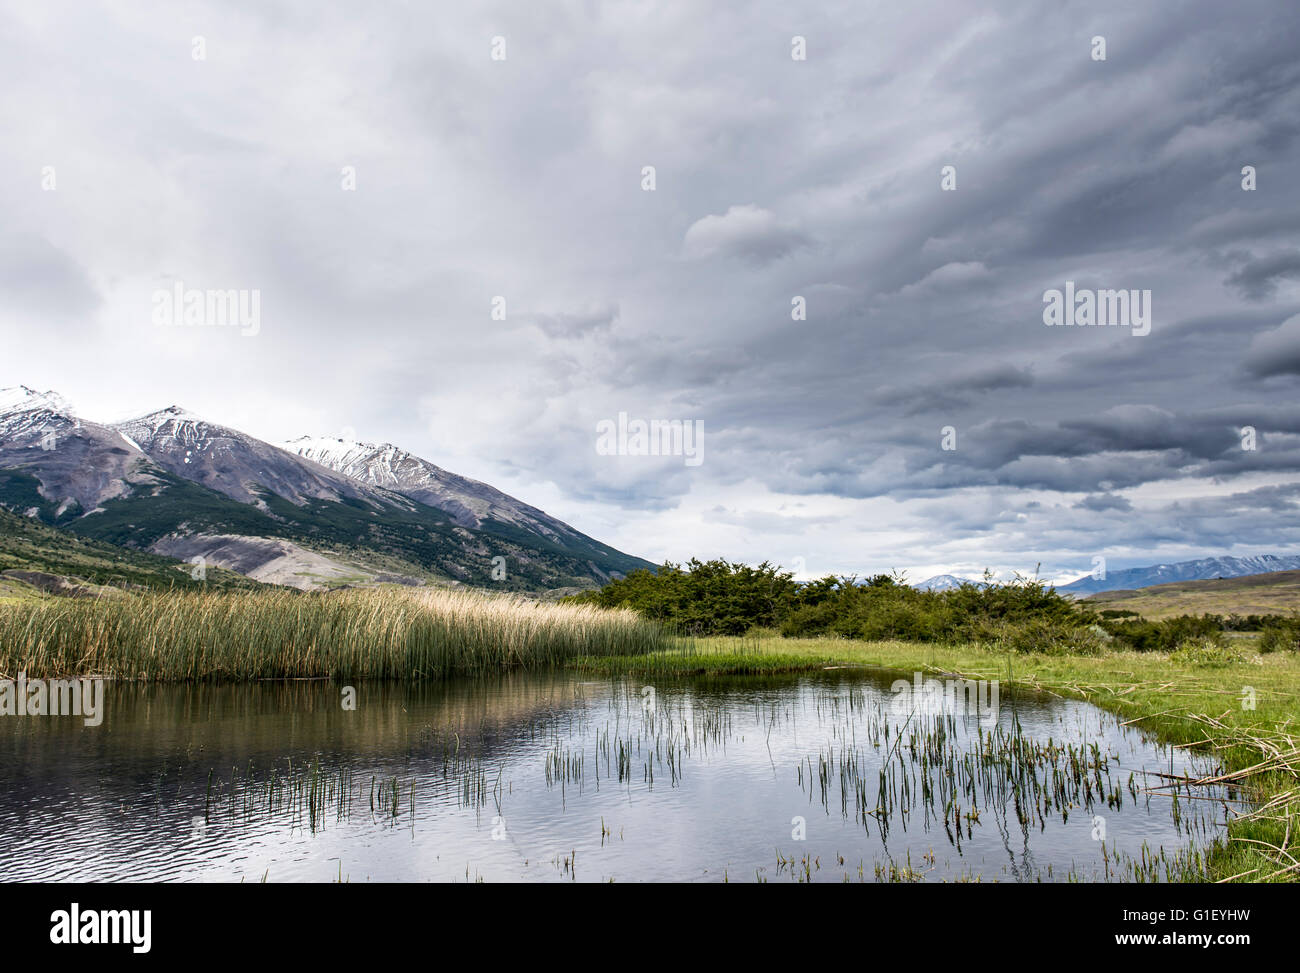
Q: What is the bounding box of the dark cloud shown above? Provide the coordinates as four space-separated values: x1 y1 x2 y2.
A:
1226 251 1300 301
1244 314 1300 378
1074 493 1133 512
527 304 620 339
1 0 1299 578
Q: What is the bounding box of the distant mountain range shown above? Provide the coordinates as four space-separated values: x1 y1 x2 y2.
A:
915 555 1300 596
0 385 652 591
1057 555 1300 596
912 574 989 592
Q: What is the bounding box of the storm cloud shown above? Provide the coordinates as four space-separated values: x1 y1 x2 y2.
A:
1 0 1298 583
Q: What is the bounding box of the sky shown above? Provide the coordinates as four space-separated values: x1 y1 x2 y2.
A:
2 0 1299 583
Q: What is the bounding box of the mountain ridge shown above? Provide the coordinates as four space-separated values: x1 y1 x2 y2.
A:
912 574 989 592
0 385 653 590
1060 554 1300 595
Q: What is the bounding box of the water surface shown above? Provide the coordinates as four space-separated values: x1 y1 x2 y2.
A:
0 670 1223 882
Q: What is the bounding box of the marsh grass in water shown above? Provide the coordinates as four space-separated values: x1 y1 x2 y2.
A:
0 587 669 681
0 673 1231 882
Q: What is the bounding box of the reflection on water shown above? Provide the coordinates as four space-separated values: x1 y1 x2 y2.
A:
0 671 1224 882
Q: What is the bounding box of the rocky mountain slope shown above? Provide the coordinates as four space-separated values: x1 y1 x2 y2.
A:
0 386 652 590
116 408 396 508
284 436 641 569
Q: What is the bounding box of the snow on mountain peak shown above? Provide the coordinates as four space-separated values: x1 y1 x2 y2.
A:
114 406 216 441
0 385 75 417
914 574 987 591
150 404 207 423
284 434 382 454
284 435 569 537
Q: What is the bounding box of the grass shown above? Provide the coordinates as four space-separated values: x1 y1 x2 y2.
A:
0 587 670 681
3 578 1294 881
570 634 1300 883
0 505 261 597
1086 570 1300 620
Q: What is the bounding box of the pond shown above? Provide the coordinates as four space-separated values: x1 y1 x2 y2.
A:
0 670 1224 882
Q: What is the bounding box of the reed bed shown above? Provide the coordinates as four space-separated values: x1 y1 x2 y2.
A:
0 587 670 682
1148 715 1300 883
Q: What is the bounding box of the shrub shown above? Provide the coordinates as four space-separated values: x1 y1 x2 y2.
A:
990 617 1107 655
575 560 1105 649
1258 623 1300 654
1100 614 1223 653
567 559 800 636
1170 637 1244 667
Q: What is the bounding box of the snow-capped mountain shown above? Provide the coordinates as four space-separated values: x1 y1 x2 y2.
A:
0 385 151 514
0 385 75 419
285 436 564 537
0 386 84 448
1059 555 1300 595
0 385 653 589
283 435 648 568
913 574 988 592
114 407 402 509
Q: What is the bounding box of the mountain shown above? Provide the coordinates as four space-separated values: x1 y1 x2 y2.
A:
283 436 643 570
115 408 396 508
913 574 988 592
0 385 156 516
1084 569 1300 620
1059 555 1300 596
0 505 261 601
283 437 562 533
0 386 653 591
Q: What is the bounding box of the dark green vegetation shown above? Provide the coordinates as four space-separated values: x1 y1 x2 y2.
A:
1101 612 1300 653
566 559 1300 653
0 506 259 597
566 558 806 634
0 468 649 592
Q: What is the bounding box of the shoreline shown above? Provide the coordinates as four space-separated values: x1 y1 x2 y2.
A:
570 635 1300 884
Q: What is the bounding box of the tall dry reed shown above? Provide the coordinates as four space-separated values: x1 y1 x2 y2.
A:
0 587 669 681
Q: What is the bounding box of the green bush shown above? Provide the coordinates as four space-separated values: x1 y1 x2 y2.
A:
989 617 1107 655
571 561 1103 648
1100 614 1223 652
566 559 800 636
1258 623 1300 654
1170 637 1244 667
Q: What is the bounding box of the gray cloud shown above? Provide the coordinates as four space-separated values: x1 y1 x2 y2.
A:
682 205 811 263
1244 313 1300 378
0 233 100 320
1074 493 1134 512
1 0 1299 579
1226 251 1300 300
